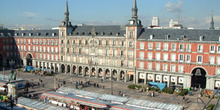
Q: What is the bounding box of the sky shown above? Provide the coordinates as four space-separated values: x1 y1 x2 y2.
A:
0 0 220 29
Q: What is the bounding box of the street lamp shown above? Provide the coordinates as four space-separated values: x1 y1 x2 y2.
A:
9 59 15 70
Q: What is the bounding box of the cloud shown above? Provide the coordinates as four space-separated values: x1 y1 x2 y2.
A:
22 12 38 19
164 1 183 13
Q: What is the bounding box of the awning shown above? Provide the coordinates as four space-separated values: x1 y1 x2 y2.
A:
149 82 167 90
127 71 134 75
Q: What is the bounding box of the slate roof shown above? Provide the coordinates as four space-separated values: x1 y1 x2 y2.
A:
72 25 126 37
138 28 220 42
0 29 59 38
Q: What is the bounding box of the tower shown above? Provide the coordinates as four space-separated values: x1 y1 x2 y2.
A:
210 14 215 30
126 0 143 84
59 1 73 37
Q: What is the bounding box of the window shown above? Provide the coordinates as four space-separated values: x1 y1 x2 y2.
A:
51 55 54 60
156 43 161 50
33 39 35 44
99 40 102 45
24 39 26 44
47 47 50 52
179 54 184 62
128 51 133 58
139 62 144 69
28 46 31 51
28 39 30 44
185 55 191 63
85 40 88 45
36 46 38 51
156 53 161 60
113 41 116 46
148 52 153 60
40 46 42 52
36 53 38 59
163 53 168 61
178 65 184 73
43 39 46 45
17 39 20 44
148 43 153 50
197 55 203 63
44 54 46 59
121 41 124 47
171 54 176 62
33 46 35 51
163 43 168 51
67 48 69 53
171 43 176 51
198 45 203 52
43 46 46 52
210 45 215 53
140 42 145 50
106 49 110 56
99 49 103 55
129 31 133 38
129 41 133 47
148 63 152 70
61 40 63 44
139 52 144 59
51 47 54 52
106 41 109 46
216 68 220 75
51 40 54 45
36 39 38 44
121 51 124 56
47 54 50 60
163 64 168 71
179 44 184 51
55 55 58 61
113 50 117 56
155 63 160 71
217 57 220 65
39 39 42 44
170 65 176 72
47 40 50 45
79 48 82 54
210 56 215 64
55 47 58 53
79 40 81 45
55 40 58 45
217 46 220 53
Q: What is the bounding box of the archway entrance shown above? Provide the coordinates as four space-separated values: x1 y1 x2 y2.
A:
191 68 207 89
26 53 32 66
85 67 89 76
61 64 65 73
0 54 3 68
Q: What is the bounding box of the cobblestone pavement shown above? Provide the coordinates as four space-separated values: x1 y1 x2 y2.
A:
0 69 217 110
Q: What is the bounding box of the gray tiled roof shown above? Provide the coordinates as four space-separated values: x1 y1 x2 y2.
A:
138 28 220 42
0 29 59 37
72 25 126 37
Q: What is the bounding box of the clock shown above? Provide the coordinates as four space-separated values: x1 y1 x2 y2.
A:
130 20 134 25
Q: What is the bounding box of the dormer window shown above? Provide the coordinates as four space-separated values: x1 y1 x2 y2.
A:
52 33 56 36
15 33 19 36
219 36 220 42
81 32 85 35
116 32 120 36
181 35 186 40
101 32 105 36
76 32 79 35
165 35 170 40
22 33 25 36
0 33 4 36
150 35 154 39
200 36 204 41
87 32 91 35
37 33 41 36
29 33 33 36
8 33 11 36
109 32 112 35
46 33 49 36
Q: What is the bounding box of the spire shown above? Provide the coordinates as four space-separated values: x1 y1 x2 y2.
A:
132 0 138 20
210 14 215 29
64 0 69 23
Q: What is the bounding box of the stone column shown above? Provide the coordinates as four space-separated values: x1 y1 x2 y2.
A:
76 66 79 75
135 72 139 84
206 77 214 90
82 66 85 77
38 61 40 68
167 75 170 88
58 64 61 73
124 71 128 82
65 65 68 74
152 74 155 82
160 74 163 83
133 71 136 84
117 70 120 81
23 58 27 66
70 65 73 75
53 63 56 73
95 67 98 78
32 59 36 67
144 73 147 85
89 68 92 77
102 68 106 80
110 70 113 80
175 76 178 85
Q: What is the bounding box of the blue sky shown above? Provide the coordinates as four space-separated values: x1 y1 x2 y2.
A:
0 0 220 29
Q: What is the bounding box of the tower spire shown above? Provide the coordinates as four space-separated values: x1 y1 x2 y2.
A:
64 0 69 23
210 13 215 30
132 0 138 20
